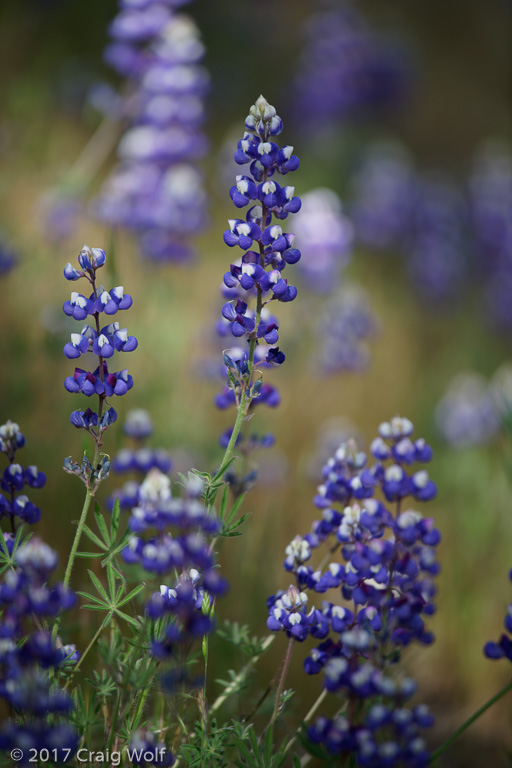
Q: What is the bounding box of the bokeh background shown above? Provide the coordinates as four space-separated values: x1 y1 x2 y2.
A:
1 0 511 765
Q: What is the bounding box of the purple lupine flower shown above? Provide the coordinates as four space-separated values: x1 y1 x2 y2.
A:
216 96 301 445
63 245 137 449
484 570 512 662
469 142 512 330
0 421 46 531
315 285 378 374
267 416 439 764
351 141 417 251
406 175 467 304
0 537 79 759
292 5 411 130
293 188 354 294
122 470 227 670
108 409 172 511
96 4 208 262
128 730 174 766
435 372 500 447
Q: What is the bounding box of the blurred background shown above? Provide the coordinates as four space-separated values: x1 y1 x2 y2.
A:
0 0 511 765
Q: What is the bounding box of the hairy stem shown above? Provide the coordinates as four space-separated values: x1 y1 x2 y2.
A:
52 441 101 643
268 636 295 729
63 617 106 690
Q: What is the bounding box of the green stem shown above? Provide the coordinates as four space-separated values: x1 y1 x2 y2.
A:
211 389 249 486
429 678 512 764
52 443 100 643
63 617 107 690
268 636 294 728
210 634 275 716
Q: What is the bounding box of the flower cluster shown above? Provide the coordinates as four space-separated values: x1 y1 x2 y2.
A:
470 143 512 331
108 409 172 511
484 570 512 662
293 188 353 294
316 286 378 374
0 421 46 533
122 470 227 661
63 245 137 444
435 372 500 447
0 537 79 759
216 96 301 446
267 416 439 764
293 6 410 130
406 176 467 304
96 0 208 262
351 142 417 252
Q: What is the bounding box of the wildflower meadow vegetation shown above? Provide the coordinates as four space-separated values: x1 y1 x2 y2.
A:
1 1 511 767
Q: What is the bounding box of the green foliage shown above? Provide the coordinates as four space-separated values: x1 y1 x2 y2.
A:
217 621 270 659
77 500 132 571
230 722 294 768
219 488 250 537
76 563 144 629
0 524 31 574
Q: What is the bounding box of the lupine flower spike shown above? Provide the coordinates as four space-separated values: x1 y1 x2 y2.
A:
62 244 137 489
216 96 301 466
267 416 439 766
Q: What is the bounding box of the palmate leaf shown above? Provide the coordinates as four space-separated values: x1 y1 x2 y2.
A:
0 525 32 574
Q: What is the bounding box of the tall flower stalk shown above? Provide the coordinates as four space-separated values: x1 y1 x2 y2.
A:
54 245 137 636
214 95 301 479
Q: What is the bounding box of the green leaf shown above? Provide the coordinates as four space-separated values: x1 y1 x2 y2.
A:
212 455 237 483
111 497 121 540
94 502 111 545
76 591 109 607
114 608 141 628
107 562 116 599
76 551 102 559
219 484 230 522
87 569 109 602
81 523 107 551
224 493 246 526
116 583 145 608
264 726 273 765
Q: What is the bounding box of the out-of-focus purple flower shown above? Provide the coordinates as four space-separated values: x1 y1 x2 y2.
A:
0 421 45 530
0 236 17 276
435 372 500 447
351 142 417 250
469 142 512 330
484 569 512 663
0 537 79 757
108 409 172 511
96 5 208 262
293 188 353 293
39 190 83 244
293 5 412 129
406 175 467 304
316 285 378 374
470 142 512 274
